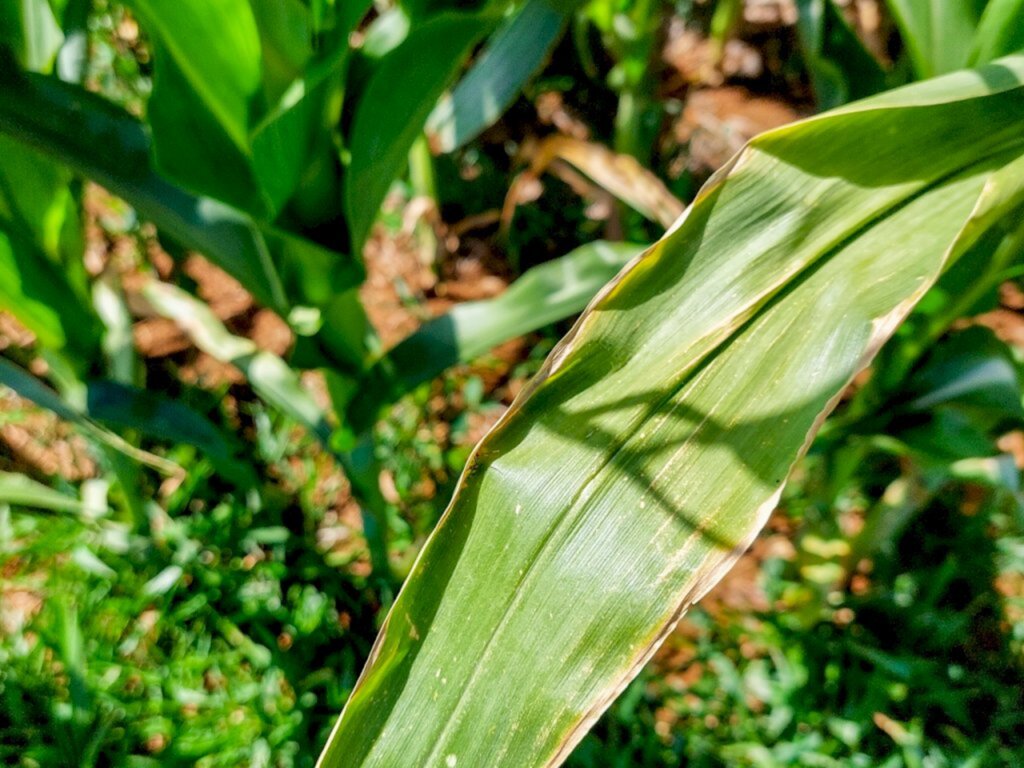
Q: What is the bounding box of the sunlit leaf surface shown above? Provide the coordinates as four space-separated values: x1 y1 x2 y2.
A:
318 57 1024 768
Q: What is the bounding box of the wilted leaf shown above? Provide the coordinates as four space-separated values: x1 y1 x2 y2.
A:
504 136 685 229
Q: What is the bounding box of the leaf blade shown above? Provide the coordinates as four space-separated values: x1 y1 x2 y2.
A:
346 240 645 429
427 0 573 152
318 56 1024 768
345 12 495 251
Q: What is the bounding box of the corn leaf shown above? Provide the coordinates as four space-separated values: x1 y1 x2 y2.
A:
345 12 496 252
247 0 359 223
125 0 266 213
346 240 645 430
317 57 1024 768
885 0 987 77
126 0 357 220
0 65 365 327
427 0 575 152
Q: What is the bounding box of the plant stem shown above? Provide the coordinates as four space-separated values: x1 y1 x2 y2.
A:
337 434 396 589
408 134 437 202
408 134 439 265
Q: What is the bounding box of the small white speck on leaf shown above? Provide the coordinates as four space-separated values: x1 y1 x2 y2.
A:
446 755 457 767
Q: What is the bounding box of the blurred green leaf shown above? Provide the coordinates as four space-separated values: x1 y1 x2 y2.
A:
339 0 375 33
905 328 1023 416
0 231 96 355
86 381 259 489
890 327 1024 460
969 0 1024 65
345 12 496 251
401 0 492 21
795 0 889 109
0 134 97 356
347 240 645 429
143 564 183 597
247 0 355 223
128 0 358 220
0 0 62 71
0 470 84 512
427 0 574 152
885 0 987 77
126 0 265 212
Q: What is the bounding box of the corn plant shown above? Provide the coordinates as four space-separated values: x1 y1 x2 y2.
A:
0 0 647 585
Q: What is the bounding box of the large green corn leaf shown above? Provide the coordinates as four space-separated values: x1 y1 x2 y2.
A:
318 57 1024 767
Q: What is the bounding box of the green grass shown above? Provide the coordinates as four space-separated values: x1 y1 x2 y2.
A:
3 375 1023 767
